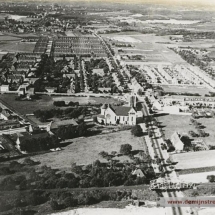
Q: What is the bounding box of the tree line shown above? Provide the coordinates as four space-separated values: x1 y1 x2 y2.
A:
34 106 88 122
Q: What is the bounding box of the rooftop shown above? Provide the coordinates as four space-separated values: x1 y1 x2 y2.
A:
50 119 78 130
111 105 134 116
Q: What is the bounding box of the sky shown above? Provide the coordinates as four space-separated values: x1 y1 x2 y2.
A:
4 0 215 10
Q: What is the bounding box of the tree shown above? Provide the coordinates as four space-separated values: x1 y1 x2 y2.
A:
50 200 60 210
77 122 87 136
148 130 153 138
131 125 143 137
93 116 97 123
120 144 132 155
207 175 215 182
63 196 78 208
137 89 143 95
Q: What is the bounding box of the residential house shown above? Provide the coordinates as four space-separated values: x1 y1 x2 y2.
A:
0 109 17 121
0 120 20 130
0 85 9 93
132 169 144 177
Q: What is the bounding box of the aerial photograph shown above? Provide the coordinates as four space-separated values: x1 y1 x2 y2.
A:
1 0 215 214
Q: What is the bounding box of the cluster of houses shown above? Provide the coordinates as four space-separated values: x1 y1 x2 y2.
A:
33 37 50 54
151 94 215 115
0 52 42 96
53 36 107 57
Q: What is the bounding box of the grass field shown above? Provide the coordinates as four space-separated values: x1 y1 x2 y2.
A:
0 94 54 115
25 130 146 171
156 114 195 139
161 85 210 96
171 150 215 170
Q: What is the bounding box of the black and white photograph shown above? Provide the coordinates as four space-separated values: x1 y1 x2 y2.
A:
0 0 215 214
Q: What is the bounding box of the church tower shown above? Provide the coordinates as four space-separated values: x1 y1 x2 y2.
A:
129 93 137 108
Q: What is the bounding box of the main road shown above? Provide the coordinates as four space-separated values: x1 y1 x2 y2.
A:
140 99 193 215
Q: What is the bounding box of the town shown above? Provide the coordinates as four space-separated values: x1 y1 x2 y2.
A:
0 1 215 215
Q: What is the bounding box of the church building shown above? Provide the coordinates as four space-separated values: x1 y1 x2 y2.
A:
97 95 142 125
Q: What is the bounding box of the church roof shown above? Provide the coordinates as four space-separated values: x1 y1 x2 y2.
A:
101 103 108 109
110 105 135 116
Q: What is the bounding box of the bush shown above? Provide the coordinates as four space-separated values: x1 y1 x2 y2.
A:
131 125 143 137
62 196 78 208
120 144 132 155
207 175 215 182
53 101 66 107
50 200 60 210
99 151 109 158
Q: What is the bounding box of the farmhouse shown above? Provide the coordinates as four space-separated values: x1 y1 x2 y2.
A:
170 132 184 152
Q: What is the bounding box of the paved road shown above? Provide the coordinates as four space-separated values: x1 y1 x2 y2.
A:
140 101 192 215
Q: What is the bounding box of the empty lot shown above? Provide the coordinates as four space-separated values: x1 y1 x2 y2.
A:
161 85 210 96
179 171 215 183
156 114 195 139
27 130 146 171
171 150 215 170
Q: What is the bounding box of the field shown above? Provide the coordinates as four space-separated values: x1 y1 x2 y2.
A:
0 94 121 115
171 150 215 170
0 41 35 52
25 130 146 171
156 114 195 139
0 94 54 115
161 85 210 96
102 32 185 64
